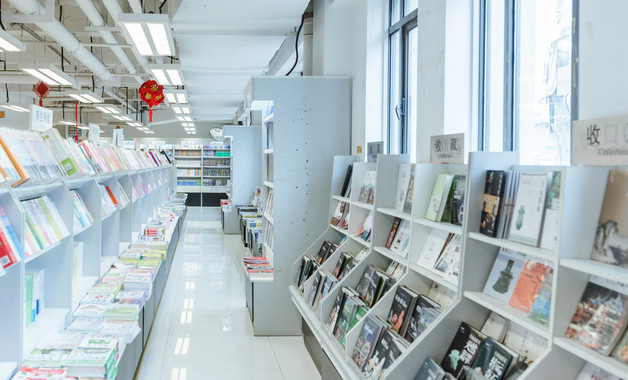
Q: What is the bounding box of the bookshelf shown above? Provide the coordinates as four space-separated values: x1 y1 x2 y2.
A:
243 76 351 335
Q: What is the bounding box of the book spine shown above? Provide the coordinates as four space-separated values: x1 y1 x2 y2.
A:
41 196 69 237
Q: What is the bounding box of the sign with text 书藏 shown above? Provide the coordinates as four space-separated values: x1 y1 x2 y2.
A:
430 133 465 164
572 116 628 165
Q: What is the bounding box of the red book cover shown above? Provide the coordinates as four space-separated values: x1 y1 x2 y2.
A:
105 185 119 206
509 260 552 313
0 229 18 268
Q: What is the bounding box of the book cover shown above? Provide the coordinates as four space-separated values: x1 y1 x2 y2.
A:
508 172 550 246
22 348 73 368
340 164 353 198
356 265 376 301
383 330 409 372
351 315 386 371
395 164 412 211
332 253 349 279
426 174 455 222
73 303 107 319
471 337 514 380
0 205 24 260
404 301 441 343
482 248 527 304
416 230 452 270
350 305 369 330
315 274 336 311
612 328 628 365
331 202 348 226
385 218 402 249
362 329 395 378
451 175 467 226
327 288 347 333
365 270 389 308
389 219 411 258
441 322 486 378
315 241 332 264
576 363 624 380
433 234 463 284
403 165 416 214
359 171 376 204
335 295 359 346
0 135 30 186
338 257 355 280
509 260 553 314
565 278 628 355
527 270 553 327
481 312 509 342
307 272 323 306
12 366 68 380
503 323 546 364
414 357 446 380
496 170 515 239
387 285 419 337
480 170 506 237
592 170 628 267
360 210 375 242
539 171 561 250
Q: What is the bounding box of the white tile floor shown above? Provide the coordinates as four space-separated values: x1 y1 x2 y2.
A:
135 207 321 380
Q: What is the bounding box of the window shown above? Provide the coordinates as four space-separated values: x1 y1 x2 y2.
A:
481 0 572 165
388 0 418 157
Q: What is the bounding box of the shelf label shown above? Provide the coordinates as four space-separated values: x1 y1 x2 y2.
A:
573 116 628 165
430 133 465 164
29 104 53 132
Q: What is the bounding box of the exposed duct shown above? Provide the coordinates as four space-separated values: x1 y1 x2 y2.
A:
6 0 116 83
75 0 144 84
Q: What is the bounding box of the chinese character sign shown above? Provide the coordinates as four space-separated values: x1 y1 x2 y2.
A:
29 104 53 132
430 133 465 164
573 116 628 165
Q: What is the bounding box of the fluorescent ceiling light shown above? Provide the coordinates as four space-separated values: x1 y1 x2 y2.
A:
113 115 132 121
127 122 142 127
68 90 104 104
119 14 174 57
21 64 75 87
176 116 186 121
164 90 187 104
183 116 193 122
95 105 120 114
0 29 26 52
0 104 29 113
58 120 76 125
149 64 184 86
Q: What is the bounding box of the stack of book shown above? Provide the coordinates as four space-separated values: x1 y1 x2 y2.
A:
425 174 467 226
22 196 70 256
124 268 155 292
71 190 94 233
11 366 68 379
63 335 119 379
243 256 273 274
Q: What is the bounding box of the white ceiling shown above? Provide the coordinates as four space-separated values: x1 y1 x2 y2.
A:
171 0 310 125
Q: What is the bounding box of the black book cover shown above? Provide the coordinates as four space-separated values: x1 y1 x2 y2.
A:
315 241 332 264
383 330 409 370
323 243 339 263
471 338 513 380
340 164 353 197
387 286 419 337
363 329 405 378
480 170 506 237
332 254 348 279
351 316 386 371
327 288 347 333
385 218 402 249
414 357 445 380
298 256 314 288
404 298 441 343
441 322 486 378
307 272 323 306
356 265 376 301
339 256 355 280
451 175 467 226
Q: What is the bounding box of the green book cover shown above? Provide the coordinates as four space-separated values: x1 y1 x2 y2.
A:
425 174 448 221
25 273 33 327
24 211 45 250
350 306 369 330
36 197 62 240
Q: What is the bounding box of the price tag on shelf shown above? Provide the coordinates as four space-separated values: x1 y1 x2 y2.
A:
573 116 628 165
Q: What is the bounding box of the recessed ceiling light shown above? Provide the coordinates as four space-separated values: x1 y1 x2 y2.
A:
149 64 184 86
118 14 174 56
68 90 104 104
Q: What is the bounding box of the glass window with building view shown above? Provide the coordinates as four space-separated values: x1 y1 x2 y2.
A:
514 0 572 165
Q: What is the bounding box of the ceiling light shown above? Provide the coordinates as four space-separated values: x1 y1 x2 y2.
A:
113 115 132 121
149 64 184 86
164 89 187 104
118 14 175 56
58 120 76 125
172 106 182 114
176 116 186 121
0 29 26 52
127 122 142 127
21 64 75 86
0 103 29 113
95 105 120 114
183 116 193 122
68 90 104 104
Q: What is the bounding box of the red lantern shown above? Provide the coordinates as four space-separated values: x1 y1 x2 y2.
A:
139 80 164 122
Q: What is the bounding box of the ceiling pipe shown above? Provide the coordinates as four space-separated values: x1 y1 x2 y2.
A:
75 0 144 84
101 0 149 68
6 0 116 83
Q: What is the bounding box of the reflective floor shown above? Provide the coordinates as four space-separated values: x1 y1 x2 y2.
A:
135 207 321 380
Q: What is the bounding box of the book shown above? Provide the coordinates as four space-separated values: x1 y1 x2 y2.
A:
509 260 553 314
508 172 550 246
483 248 527 304
389 219 411 258
363 328 409 378
503 323 547 364
496 170 516 239
426 174 455 222
592 170 628 268
613 328 628 365
315 241 332 264
314 272 336 311
576 363 624 380
332 253 350 279
356 265 377 301
527 270 553 327
104 303 140 320
364 270 390 307
331 202 349 226
414 357 446 380
450 175 466 226
395 164 412 211
351 315 387 371
307 272 323 306
335 294 363 346
565 277 628 355
471 337 514 380
327 288 347 333
403 165 415 214
338 256 355 280
480 170 506 237
358 170 377 204
11 366 68 380
416 230 452 270
340 164 353 197
404 295 441 343
22 348 73 368
360 210 375 241
441 322 486 378
385 217 402 249
481 312 509 342
433 234 463 284
539 171 562 250
387 286 418 337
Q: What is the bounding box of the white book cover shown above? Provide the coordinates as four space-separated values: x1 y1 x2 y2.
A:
395 164 412 211
389 220 412 258
416 229 451 269
433 234 462 284
576 363 623 380
503 323 548 362
480 312 509 342
427 282 456 310
508 172 550 246
482 248 527 304
539 171 562 250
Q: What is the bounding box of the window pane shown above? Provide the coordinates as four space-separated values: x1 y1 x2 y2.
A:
485 0 505 151
391 0 401 25
404 0 418 16
407 26 418 160
389 31 402 154
515 0 571 165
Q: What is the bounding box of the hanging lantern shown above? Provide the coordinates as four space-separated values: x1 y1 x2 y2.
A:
138 80 165 122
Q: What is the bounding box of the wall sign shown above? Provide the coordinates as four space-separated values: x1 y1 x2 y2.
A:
430 133 465 164
29 104 53 132
572 116 628 165
367 141 384 162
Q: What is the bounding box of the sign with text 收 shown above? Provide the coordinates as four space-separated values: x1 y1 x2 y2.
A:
29 104 53 132
430 133 465 164
573 116 628 166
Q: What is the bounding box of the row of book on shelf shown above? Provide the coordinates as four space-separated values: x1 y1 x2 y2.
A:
12 199 184 380
0 127 172 188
